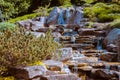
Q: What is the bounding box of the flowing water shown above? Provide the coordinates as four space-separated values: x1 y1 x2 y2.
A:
58 9 65 24
97 37 103 50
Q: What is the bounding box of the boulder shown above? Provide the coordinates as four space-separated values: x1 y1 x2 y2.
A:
8 65 47 80
100 52 118 62
103 28 120 48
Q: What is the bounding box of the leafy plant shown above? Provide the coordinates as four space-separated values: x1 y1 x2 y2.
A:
0 76 15 80
0 22 16 31
0 27 60 74
84 2 120 22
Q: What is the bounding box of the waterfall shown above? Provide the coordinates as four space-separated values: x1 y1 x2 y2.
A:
105 65 110 71
58 8 65 24
74 63 78 73
97 37 102 50
74 7 84 24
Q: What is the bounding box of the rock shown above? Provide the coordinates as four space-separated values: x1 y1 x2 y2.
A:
94 30 106 37
17 17 46 31
8 65 47 80
36 27 49 32
103 28 120 48
100 52 118 62
106 44 118 52
73 66 92 72
91 69 119 80
58 47 73 61
40 74 81 80
78 28 96 35
29 32 45 37
52 32 62 38
91 69 111 79
92 23 107 30
77 57 98 63
90 62 105 68
43 60 63 71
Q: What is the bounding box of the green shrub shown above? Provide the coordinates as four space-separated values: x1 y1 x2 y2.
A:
0 27 60 74
84 3 120 22
0 22 16 31
109 19 120 28
98 14 114 22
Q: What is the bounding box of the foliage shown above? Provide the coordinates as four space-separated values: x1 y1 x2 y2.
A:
8 13 40 23
0 22 16 31
84 2 120 22
8 7 53 23
98 14 114 22
34 6 53 17
29 61 45 66
0 0 31 20
0 76 15 80
83 0 97 4
0 27 59 74
109 19 120 28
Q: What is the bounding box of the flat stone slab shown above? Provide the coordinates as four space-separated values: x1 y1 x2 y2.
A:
41 74 81 80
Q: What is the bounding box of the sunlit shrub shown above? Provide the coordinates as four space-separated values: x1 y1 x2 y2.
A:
0 27 59 74
0 76 15 80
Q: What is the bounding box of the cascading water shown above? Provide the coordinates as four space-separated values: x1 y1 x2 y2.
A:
47 6 84 25
97 37 103 50
105 65 110 71
58 8 65 24
65 8 71 24
74 7 84 24
40 17 46 23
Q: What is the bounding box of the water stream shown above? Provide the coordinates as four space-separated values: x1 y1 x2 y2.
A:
97 37 103 50
58 8 65 24
105 65 110 71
